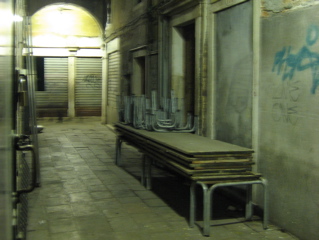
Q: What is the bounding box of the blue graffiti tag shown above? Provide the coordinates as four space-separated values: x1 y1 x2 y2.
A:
272 25 319 94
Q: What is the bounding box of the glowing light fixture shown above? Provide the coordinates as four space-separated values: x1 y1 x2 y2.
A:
13 15 23 22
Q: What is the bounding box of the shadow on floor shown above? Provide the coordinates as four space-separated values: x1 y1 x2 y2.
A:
121 163 247 222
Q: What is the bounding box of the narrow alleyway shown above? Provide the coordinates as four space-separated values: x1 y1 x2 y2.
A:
26 117 298 240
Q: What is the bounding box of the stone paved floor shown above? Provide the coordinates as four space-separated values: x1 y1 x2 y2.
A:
26 117 299 240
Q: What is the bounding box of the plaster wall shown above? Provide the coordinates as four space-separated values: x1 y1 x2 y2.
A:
259 5 319 240
104 0 159 100
118 22 149 99
214 1 253 148
262 0 319 14
105 0 148 39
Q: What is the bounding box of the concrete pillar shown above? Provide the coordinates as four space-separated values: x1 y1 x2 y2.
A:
68 56 76 117
101 45 108 124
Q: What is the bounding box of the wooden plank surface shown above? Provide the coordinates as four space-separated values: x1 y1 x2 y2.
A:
119 130 253 163
115 123 254 156
114 123 261 183
118 133 254 168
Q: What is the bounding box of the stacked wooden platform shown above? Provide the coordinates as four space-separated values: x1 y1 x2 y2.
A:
114 123 268 237
114 123 261 183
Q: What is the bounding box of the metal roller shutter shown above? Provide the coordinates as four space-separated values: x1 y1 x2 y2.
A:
36 57 68 117
75 58 102 116
107 51 120 107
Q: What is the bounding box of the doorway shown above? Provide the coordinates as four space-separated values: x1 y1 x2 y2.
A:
215 1 253 148
132 56 146 95
182 22 195 116
171 21 196 121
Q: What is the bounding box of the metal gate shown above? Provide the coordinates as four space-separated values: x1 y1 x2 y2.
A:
75 58 102 116
36 57 68 117
0 1 14 238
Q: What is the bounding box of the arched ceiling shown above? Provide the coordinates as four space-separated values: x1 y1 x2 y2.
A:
32 3 103 48
27 0 108 29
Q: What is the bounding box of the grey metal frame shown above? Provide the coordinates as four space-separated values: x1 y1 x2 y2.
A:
25 16 41 187
189 179 268 236
141 155 152 190
117 90 197 132
115 135 268 237
115 137 123 166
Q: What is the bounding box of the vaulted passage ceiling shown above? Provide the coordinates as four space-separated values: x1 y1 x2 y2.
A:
32 3 103 48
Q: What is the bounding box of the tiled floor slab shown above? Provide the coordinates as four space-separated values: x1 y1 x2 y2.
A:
26 117 299 240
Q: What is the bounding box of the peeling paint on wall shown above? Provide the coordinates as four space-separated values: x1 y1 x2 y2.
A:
263 0 285 13
262 0 319 16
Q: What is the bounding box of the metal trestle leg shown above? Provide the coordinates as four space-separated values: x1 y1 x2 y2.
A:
189 178 268 237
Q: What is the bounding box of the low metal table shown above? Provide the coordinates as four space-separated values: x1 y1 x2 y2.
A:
114 123 268 236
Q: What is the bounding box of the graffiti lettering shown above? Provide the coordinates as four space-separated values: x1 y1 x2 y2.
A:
83 74 101 89
272 103 298 125
271 79 300 125
272 25 319 94
272 80 301 102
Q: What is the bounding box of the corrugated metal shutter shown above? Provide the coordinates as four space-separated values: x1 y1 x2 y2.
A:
36 57 68 117
75 58 102 116
107 51 120 107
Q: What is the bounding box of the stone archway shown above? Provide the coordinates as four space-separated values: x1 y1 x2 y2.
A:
31 3 104 118
31 3 103 48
